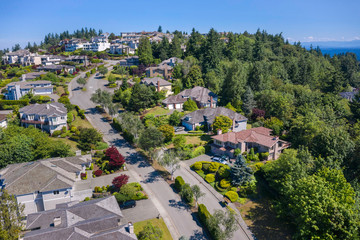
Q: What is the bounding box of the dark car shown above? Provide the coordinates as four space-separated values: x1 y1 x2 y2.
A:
120 200 136 209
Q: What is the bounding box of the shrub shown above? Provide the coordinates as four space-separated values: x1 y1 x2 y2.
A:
208 162 220 173
180 183 193 204
175 176 185 191
112 174 129 189
202 162 211 172
234 148 242 157
230 187 238 192
191 146 205 158
105 146 125 169
84 197 90 201
94 169 103 177
205 174 215 183
253 162 264 172
215 181 228 192
52 130 62 137
80 172 87 180
259 152 270 161
89 163 94 170
220 179 231 189
95 142 108 150
198 204 211 225
217 166 231 179
70 126 77 133
191 162 202 171
225 191 239 202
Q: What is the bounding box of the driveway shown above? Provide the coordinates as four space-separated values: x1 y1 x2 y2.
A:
69 69 206 240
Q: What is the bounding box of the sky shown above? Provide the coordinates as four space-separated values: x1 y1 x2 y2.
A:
1 0 360 49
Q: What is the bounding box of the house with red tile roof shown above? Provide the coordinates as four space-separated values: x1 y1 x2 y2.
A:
211 127 290 160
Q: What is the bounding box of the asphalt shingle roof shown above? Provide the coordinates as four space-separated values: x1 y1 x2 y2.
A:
162 86 217 105
182 107 247 125
20 103 67 117
141 77 171 86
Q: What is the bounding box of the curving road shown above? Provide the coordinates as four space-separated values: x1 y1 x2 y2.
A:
69 61 206 240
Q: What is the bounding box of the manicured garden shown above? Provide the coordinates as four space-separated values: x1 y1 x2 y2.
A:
92 146 126 176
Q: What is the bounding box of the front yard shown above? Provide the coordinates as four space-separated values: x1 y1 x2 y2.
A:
143 106 171 116
134 218 172 240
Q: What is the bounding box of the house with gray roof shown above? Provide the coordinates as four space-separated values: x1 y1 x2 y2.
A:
162 86 218 110
0 155 92 215
20 103 67 134
140 77 173 96
181 107 247 132
24 196 137 240
5 80 53 100
339 88 359 102
159 57 183 67
37 64 75 74
2 49 41 66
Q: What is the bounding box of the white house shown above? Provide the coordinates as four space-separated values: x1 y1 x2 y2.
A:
109 44 135 55
0 155 92 216
2 49 41 66
19 103 67 134
5 80 53 100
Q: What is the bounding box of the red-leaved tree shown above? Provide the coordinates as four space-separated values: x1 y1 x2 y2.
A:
112 174 129 189
94 169 103 177
105 146 125 168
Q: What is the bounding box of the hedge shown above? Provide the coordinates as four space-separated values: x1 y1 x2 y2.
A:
191 162 202 171
220 179 231 189
175 176 185 191
0 99 29 109
191 146 205 159
215 181 228 192
198 204 211 225
202 162 210 172
225 191 239 202
217 166 231 179
208 162 220 172
205 174 215 183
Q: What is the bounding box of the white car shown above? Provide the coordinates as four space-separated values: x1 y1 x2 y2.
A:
212 156 227 165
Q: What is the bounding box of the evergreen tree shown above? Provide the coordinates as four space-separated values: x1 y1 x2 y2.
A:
201 28 223 73
170 36 182 58
159 37 170 61
138 37 153 65
186 28 203 58
230 154 253 186
242 86 256 115
157 25 163 33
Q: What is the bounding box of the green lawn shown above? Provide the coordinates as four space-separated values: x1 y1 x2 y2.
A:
144 106 170 116
185 135 212 145
134 218 172 240
51 137 79 152
70 110 93 129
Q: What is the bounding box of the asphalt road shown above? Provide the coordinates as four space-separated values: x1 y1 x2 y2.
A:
69 62 206 240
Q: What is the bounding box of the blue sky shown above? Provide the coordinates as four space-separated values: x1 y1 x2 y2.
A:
1 0 359 49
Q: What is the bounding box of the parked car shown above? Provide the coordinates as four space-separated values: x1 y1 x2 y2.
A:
174 126 185 132
120 200 136 209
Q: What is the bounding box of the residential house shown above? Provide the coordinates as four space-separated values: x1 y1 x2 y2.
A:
0 114 7 128
5 80 53 100
181 107 247 131
37 64 75 74
19 103 67 134
119 56 139 67
65 55 89 65
211 127 290 159
2 49 41 66
0 155 92 215
140 77 172 96
146 65 172 80
20 71 47 81
24 196 137 240
64 39 87 52
159 57 183 67
339 88 359 102
40 55 65 65
109 44 135 55
162 86 218 110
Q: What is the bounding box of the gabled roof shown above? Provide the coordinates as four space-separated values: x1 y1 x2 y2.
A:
7 80 52 89
182 107 247 124
0 155 91 195
162 86 217 105
141 77 171 87
6 49 31 56
24 196 136 240
212 127 288 148
20 103 67 117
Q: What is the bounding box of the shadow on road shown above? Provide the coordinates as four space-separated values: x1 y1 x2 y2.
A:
141 170 161 183
189 229 208 240
168 199 190 211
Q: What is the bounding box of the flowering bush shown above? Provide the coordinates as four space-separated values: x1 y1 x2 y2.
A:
112 174 129 189
105 146 125 168
94 169 103 177
80 172 87 180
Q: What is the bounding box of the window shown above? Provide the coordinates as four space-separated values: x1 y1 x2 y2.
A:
53 190 59 195
61 116 65 120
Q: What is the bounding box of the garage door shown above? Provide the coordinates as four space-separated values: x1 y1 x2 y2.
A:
175 104 181 109
168 104 174 110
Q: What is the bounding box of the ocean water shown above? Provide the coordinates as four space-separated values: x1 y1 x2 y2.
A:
318 48 360 60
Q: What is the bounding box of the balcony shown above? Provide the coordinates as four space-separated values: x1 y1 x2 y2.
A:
21 119 47 125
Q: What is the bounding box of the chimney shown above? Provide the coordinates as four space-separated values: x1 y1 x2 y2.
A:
157 80 160 92
46 104 50 109
210 96 213 108
217 129 222 135
128 222 134 234
53 217 61 227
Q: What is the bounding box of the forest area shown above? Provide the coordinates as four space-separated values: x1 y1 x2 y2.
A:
137 28 360 239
